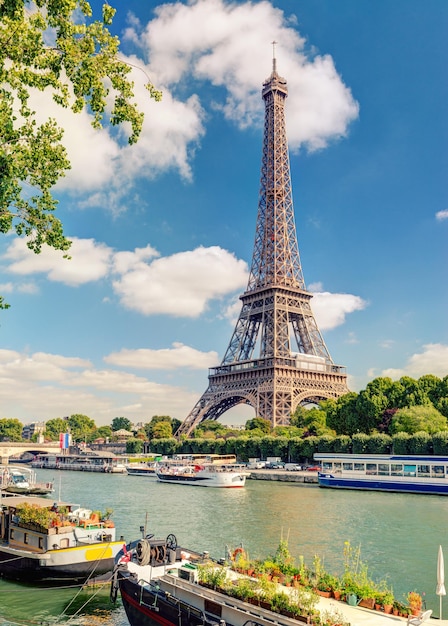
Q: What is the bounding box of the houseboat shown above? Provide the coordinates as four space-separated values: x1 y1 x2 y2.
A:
315 453 448 495
31 452 128 473
0 496 123 583
112 533 313 626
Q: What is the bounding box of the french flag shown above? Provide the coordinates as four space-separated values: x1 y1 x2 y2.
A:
59 433 70 449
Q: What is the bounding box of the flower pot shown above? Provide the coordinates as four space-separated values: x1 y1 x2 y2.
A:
333 590 342 601
383 604 393 614
358 598 375 609
316 590 331 598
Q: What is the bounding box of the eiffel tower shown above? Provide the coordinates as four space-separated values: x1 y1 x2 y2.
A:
176 53 348 437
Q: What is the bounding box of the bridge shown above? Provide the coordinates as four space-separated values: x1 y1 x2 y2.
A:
0 441 61 464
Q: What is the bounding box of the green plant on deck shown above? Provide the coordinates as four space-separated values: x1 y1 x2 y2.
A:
257 574 276 603
273 537 295 571
231 577 257 601
288 586 319 616
270 590 291 613
14 502 58 529
197 564 228 590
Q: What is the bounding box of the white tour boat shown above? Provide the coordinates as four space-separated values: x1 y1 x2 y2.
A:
156 458 248 488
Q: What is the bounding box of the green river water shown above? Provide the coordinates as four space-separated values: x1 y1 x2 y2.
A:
0 468 446 624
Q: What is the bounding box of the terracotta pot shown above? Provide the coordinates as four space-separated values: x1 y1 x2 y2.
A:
358 598 375 609
383 604 393 614
333 590 342 600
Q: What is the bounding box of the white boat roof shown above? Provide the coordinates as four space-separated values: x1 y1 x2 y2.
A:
0 495 79 508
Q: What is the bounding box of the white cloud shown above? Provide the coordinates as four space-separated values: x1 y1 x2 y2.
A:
436 209 448 221
379 339 395 350
113 245 248 317
381 343 448 380
137 0 358 149
20 0 358 211
3 238 113 286
0 349 198 424
309 291 368 331
104 342 218 370
1 237 249 316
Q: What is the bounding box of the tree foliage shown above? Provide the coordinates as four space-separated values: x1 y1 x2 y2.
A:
0 417 23 441
66 413 96 441
44 417 69 440
391 405 447 435
0 0 161 308
111 416 132 432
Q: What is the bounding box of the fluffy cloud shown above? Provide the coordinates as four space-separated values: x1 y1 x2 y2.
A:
112 245 248 316
0 349 198 424
436 209 448 221
381 343 448 379
23 0 358 209
134 0 359 149
104 343 219 370
2 237 248 317
3 238 113 286
308 290 368 331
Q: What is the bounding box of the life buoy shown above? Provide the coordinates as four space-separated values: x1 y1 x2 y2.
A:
232 547 246 561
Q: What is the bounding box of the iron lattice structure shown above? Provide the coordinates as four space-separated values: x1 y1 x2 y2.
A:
176 59 348 437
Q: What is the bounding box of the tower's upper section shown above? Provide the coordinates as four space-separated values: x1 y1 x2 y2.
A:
246 56 306 293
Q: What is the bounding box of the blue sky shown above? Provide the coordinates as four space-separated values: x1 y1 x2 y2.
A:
1 0 447 427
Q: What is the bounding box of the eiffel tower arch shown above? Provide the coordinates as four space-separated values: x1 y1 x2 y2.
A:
176 55 349 437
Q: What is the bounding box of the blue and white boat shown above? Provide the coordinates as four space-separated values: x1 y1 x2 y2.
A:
315 453 448 495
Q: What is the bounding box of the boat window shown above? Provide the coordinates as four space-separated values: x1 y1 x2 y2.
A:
354 463 364 472
343 463 353 471
24 532 29 545
378 464 390 475
366 463 377 475
391 464 403 475
38 537 44 549
432 465 445 477
9 530 14 540
417 465 431 477
322 462 332 470
403 464 417 476
333 463 342 471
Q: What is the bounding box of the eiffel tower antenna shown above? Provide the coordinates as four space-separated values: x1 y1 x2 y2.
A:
176 54 348 437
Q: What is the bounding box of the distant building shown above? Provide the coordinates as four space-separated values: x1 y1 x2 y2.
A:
113 429 134 442
22 421 46 440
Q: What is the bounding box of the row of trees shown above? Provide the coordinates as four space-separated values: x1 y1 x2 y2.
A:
0 414 182 444
150 430 448 462
1 375 447 449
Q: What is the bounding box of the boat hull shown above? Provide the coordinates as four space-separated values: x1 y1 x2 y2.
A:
119 571 215 626
0 541 123 583
318 473 448 495
156 471 246 488
118 569 303 626
126 467 156 477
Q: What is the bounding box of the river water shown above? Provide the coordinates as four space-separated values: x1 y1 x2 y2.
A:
0 468 447 624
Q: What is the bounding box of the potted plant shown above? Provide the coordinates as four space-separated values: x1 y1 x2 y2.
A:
407 591 422 616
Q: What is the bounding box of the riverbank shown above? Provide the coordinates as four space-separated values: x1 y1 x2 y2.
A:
248 469 319 484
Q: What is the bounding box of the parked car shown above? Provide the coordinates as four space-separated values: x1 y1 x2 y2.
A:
306 465 321 471
285 463 302 471
265 462 285 469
